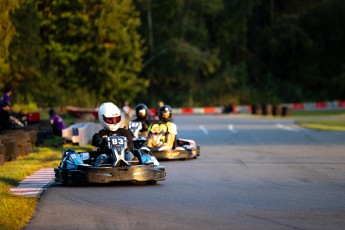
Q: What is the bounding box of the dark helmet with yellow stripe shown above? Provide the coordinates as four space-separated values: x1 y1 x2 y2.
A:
158 105 172 122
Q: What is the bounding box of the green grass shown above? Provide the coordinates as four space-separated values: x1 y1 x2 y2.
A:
290 110 345 131
61 113 77 126
291 110 345 117
296 118 345 131
0 137 93 230
250 109 345 131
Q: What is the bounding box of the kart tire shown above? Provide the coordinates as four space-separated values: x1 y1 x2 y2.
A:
145 180 157 185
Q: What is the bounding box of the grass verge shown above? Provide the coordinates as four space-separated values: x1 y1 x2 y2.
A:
291 110 345 117
296 118 345 131
291 110 345 131
248 110 345 130
0 137 92 230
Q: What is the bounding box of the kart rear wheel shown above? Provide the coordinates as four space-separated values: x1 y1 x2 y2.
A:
145 180 157 185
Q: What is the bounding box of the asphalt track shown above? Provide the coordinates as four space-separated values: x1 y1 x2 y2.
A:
24 114 345 230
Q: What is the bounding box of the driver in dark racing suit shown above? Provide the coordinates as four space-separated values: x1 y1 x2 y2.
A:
92 102 136 166
131 103 151 138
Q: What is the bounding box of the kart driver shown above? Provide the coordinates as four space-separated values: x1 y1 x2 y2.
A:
92 102 136 166
147 105 177 149
131 103 151 138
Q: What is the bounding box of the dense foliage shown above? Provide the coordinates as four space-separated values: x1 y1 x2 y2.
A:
0 0 344 108
2 0 145 107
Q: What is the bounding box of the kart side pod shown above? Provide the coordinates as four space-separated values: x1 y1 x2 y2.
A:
60 149 85 170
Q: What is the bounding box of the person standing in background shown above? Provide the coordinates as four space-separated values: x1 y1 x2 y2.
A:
49 109 66 136
122 100 133 119
122 100 133 128
0 86 12 106
0 102 24 130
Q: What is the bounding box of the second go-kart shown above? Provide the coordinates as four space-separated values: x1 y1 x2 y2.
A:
129 121 148 149
129 121 200 161
54 135 166 185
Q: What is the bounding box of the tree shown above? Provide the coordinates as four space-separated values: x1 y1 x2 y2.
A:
0 0 19 88
35 0 146 106
95 0 147 104
135 0 223 107
246 0 345 103
9 0 42 104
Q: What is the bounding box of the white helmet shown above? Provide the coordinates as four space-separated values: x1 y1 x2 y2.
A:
98 102 122 131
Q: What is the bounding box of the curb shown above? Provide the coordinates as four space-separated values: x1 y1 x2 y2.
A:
10 168 55 197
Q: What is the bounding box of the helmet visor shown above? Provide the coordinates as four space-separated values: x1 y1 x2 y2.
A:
138 109 146 118
103 115 121 124
162 111 170 119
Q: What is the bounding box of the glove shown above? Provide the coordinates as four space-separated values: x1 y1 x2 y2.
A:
98 136 108 151
101 137 108 146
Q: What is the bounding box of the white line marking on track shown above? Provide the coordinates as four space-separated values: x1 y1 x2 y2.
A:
199 125 208 135
228 124 239 134
277 124 299 132
10 168 55 197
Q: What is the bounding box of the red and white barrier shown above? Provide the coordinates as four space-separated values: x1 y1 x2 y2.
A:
63 100 345 120
170 100 345 115
291 100 345 111
172 107 223 114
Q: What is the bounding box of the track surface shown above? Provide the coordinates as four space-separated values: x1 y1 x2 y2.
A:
25 115 345 230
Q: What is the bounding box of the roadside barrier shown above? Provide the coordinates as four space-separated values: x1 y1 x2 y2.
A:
172 100 345 115
173 107 223 115
291 101 345 111
62 122 102 146
64 100 344 119
0 120 53 166
0 130 34 165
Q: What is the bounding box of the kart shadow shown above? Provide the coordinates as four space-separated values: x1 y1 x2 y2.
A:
156 158 189 162
49 180 164 188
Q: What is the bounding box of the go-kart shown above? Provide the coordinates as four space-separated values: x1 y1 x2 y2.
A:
54 135 166 185
129 121 200 160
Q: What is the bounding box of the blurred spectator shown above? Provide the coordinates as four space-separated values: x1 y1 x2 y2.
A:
122 100 133 119
121 100 133 128
156 101 164 115
222 103 233 114
49 109 66 136
0 102 24 130
0 86 12 106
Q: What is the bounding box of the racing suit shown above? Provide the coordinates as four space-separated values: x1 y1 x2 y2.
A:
92 128 135 165
131 117 151 138
147 121 177 149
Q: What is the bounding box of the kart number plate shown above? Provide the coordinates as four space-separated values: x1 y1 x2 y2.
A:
108 136 127 150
